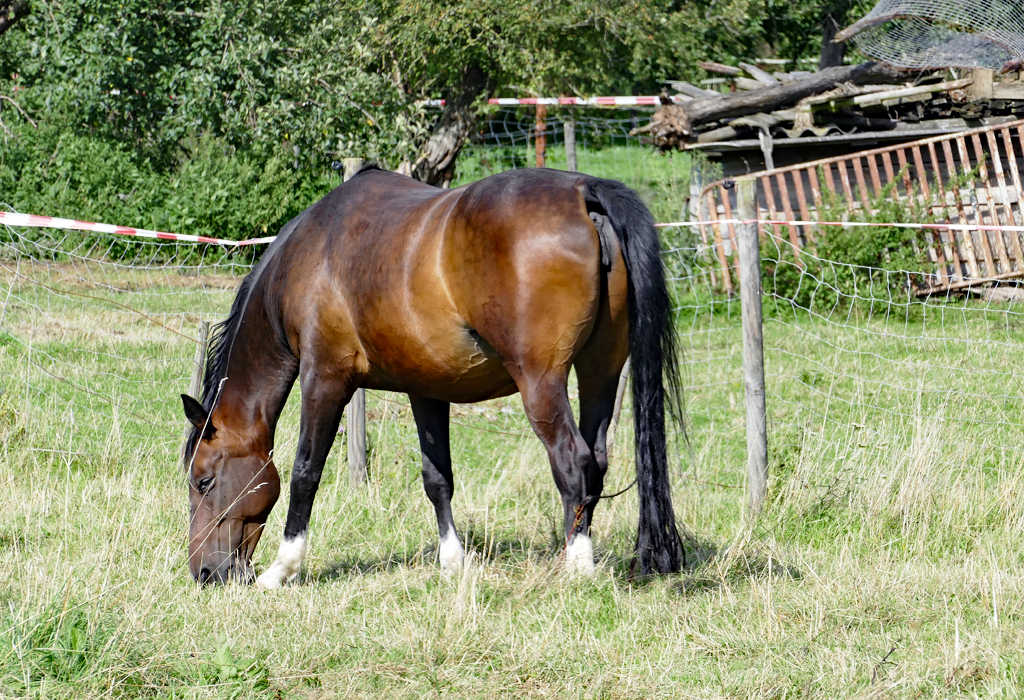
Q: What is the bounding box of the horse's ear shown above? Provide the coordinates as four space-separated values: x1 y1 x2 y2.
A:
181 395 216 439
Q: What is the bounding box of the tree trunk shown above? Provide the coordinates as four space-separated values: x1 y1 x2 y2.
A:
413 65 490 186
0 0 30 38
819 9 848 70
819 1 856 70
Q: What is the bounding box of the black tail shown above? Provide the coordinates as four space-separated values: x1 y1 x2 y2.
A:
586 177 684 575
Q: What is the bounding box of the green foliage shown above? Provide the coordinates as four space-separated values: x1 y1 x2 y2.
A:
0 118 338 240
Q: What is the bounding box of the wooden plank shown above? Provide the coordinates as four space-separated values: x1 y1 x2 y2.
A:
735 77 764 91
896 148 913 198
792 169 816 246
736 179 768 517
760 175 788 255
720 184 740 282
909 143 941 276
707 191 734 295
987 129 1023 269
881 151 897 200
957 135 993 277
993 83 1024 100
1001 127 1024 270
776 172 802 253
970 68 994 100
671 81 722 99
808 167 824 214
971 132 1010 273
699 61 742 76
738 62 780 86
911 145 931 200
926 140 953 285
851 157 871 211
866 153 883 197
945 138 980 279
838 161 856 211
851 77 973 107
823 162 837 197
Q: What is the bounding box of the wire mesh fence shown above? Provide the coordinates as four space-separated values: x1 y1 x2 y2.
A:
4 192 1024 511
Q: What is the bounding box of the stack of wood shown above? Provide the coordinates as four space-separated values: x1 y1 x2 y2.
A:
637 61 1024 150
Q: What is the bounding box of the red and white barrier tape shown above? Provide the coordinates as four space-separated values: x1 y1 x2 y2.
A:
421 95 687 107
0 211 275 247
656 219 1024 233
8 210 1024 249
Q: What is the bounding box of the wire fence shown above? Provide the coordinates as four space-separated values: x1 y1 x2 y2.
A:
4 199 1024 508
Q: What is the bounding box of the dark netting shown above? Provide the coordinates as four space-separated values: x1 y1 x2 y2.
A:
838 0 1024 71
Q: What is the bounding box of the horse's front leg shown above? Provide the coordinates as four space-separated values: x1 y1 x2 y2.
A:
409 395 463 576
257 368 353 589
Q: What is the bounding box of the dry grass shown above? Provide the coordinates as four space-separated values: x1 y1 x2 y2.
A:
2 266 1024 698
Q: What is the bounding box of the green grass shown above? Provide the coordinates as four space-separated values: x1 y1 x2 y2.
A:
3 246 1024 697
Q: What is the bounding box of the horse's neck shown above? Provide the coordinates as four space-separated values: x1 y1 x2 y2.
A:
211 308 298 455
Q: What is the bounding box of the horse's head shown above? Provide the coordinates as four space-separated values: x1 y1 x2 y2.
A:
181 395 281 585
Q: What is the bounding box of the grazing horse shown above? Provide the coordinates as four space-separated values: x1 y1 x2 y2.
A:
181 166 683 586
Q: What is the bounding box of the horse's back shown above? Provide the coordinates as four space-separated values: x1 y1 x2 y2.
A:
274 168 616 402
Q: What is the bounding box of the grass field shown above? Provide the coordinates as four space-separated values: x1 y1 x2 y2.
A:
3 213 1024 696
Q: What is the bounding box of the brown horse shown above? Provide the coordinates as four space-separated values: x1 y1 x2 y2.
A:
181 166 683 586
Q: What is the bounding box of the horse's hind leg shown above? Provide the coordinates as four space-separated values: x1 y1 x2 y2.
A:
517 372 603 574
573 312 630 554
409 395 463 575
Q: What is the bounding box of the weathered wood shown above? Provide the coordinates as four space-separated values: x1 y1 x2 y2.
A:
852 78 972 107
738 62 779 87
647 62 890 140
706 191 734 295
699 61 742 76
993 83 1024 100
736 180 768 516
535 104 547 168
564 118 577 172
347 385 367 486
343 158 368 484
971 69 995 100
183 321 210 446
670 81 721 99
606 357 631 454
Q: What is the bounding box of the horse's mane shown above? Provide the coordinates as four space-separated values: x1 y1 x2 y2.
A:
183 270 258 464
183 204 314 465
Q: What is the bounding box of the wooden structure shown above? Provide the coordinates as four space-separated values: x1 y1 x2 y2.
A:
697 119 1024 295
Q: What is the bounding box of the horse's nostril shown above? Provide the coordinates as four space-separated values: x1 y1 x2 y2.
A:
198 566 212 584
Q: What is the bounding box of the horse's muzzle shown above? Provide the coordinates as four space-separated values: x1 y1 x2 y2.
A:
194 557 255 586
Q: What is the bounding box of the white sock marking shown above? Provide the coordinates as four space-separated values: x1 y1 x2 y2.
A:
565 533 596 575
256 533 307 589
438 528 464 577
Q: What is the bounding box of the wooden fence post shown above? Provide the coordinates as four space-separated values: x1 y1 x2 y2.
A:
564 118 577 172
605 356 630 454
183 321 210 445
342 157 368 485
535 105 547 168
737 179 768 515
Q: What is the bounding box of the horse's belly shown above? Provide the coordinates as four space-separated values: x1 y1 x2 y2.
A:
360 327 518 403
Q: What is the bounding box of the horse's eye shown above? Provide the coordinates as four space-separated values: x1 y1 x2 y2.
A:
196 477 215 494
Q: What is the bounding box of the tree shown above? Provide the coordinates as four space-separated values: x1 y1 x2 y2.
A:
0 0 29 38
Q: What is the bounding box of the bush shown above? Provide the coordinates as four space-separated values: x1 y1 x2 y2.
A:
0 121 337 243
